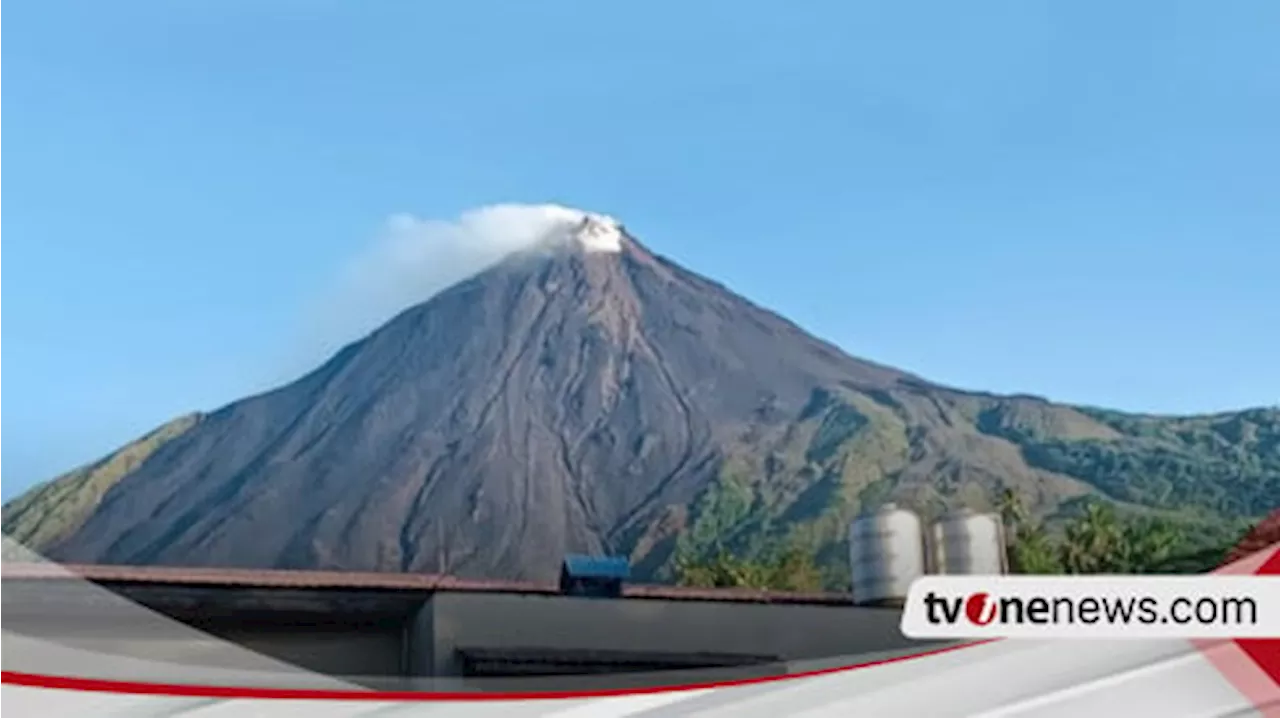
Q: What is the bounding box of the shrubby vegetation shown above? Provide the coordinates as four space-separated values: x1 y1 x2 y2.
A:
673 543 825 592
2 414 204 555
1043 408 1280 517
674 489 1252 591
667 396 1276 592
996 490 1237 575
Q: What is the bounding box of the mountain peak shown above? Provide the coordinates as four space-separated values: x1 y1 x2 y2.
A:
8 204 1276 583
509 204 626 255
568 213 625 253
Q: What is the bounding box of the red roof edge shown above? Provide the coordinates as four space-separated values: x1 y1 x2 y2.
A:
1223 509 1280 567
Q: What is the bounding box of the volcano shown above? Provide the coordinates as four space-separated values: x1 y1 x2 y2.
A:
5 211 1277 581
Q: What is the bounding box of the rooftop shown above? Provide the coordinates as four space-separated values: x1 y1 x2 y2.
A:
0 562 860 606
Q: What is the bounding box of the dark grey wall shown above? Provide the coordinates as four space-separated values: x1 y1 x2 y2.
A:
418 592 921 677
207 625 407 677
406 597 435 677
12 579 924 680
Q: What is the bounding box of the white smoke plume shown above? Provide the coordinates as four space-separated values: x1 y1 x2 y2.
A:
281 203 620 378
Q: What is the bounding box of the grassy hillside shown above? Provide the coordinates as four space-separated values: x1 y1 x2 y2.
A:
2 413 203 558
645 390 1276 587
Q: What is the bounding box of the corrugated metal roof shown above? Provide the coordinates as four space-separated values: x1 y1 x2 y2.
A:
0 562 859 606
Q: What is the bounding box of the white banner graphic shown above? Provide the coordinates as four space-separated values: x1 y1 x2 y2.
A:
901 575 1280 639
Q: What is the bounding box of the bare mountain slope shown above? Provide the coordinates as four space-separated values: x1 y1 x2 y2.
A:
5 216 1277 581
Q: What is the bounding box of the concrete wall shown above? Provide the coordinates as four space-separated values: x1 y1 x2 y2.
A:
417 592 921 677
13 579 923 679
205 624 408 678
92 584 420 678
406 596 436 677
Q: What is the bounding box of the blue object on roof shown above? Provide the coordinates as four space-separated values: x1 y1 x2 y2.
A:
561 555 631 581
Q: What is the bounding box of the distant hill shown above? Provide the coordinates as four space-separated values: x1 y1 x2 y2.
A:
2 413 204 560
4 213 1277 581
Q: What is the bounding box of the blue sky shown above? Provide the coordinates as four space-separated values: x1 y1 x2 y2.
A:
4 0 1278 500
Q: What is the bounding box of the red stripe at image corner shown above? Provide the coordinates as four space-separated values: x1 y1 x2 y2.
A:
1258 547 1280 576
0 641 993 702
1237 543 1280 687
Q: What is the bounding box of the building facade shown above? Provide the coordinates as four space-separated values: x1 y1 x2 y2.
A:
3 563 937 685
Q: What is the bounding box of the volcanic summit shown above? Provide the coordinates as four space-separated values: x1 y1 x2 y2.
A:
5 212 1277 582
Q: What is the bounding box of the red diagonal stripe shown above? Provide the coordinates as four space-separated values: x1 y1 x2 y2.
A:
1196 543 1280 713
1235 547 1280 686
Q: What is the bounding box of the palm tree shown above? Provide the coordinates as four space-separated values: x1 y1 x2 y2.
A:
996 488 1028 528
1119 519 1182 573
998 488 1200 576
997 488 1064 574
1061 502 1146 574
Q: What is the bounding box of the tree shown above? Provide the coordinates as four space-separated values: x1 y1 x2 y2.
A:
1117 517 1182 573
674 491 1224 589
1059 501 1125 573
997 490 1186 575
998 488 1063 574
764 544 826 591
674 548 767 589
674 542 824 591
996 488 1028 527
1055 501 1188 574
1010 526 1064 574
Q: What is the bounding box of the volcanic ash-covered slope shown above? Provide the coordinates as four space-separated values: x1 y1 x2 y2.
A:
28 217 912 579
8 214 1277 581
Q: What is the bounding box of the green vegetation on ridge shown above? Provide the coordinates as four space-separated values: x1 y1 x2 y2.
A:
674 490 1253 591
1 413 203 557
661 392 1276 589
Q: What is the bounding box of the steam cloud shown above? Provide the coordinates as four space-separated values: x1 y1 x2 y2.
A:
291 203 604 373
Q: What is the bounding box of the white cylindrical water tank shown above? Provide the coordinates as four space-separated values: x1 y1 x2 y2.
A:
930 509 1009 575
848 503 927 607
